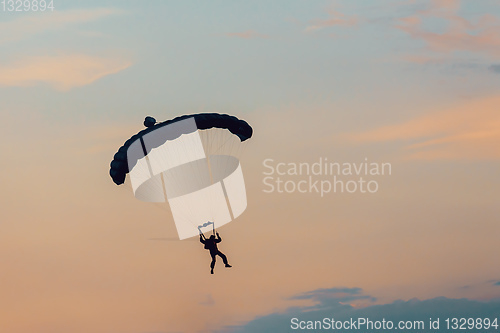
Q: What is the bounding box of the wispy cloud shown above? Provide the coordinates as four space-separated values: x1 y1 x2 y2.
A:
396 0 500 63
305 6 358 33
0 54 131 90
340 95 500 160
290 287 363 299
289 287 376 307
225 30 269 39
0 8 122 44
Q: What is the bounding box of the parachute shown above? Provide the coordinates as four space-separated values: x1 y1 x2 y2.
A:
110 113 253 239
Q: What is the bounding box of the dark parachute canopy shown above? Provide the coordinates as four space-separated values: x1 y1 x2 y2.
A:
109 113 253 185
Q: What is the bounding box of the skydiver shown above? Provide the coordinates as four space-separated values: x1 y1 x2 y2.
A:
200 231 232 274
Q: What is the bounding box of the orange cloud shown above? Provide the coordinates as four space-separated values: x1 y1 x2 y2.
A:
341 95 500 160
225 30 268 39
397 1 500 61
0 54 131 91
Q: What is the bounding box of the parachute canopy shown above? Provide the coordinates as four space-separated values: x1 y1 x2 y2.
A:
109 113 253 239
110 113 252 185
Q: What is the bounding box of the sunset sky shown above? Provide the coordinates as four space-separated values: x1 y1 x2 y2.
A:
1 1 499 332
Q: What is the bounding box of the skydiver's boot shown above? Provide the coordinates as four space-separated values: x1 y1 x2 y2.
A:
211 268 214 274
219 252 231 268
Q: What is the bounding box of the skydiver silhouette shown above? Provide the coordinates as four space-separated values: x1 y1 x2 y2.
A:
200 231 232 274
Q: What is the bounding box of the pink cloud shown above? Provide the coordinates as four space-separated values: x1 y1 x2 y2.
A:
0 54 132 91
341 95 500 160
397 1 500 61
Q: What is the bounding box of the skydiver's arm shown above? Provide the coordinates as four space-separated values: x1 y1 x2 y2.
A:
200 234 206 244
216 232 221 243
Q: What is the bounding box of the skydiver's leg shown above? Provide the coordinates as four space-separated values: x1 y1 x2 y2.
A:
217 251 231 267
210 253 216 269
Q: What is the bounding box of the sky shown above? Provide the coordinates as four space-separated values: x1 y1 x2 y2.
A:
0 0 499 332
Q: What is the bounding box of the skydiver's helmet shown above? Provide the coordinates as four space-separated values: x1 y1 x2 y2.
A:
209 235 216 240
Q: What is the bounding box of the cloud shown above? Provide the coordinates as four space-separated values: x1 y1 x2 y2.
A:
288 287 377 310
396 1 500 62
0 54 131 91
290 287 363 299
340 95 500 160
227 287 500 333
0 8 122 44
489 64 500 73
225 30 269 39
459 279 500 292
305 7 358 32
290 287 373 301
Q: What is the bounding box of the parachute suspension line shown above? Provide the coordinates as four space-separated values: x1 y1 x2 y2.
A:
150 131 203 233
201 128 220 225
159 172 169 205
199 127 249 230
199 225 206 240
139 137 154 178
110 113 253 240
187 131 209 227
206 129 231 165
174 128 244 235
162 127 247 236
220 130 243 196
220 180 234 220
168 128 216 233
206 153 216 226
128 137 182 228
197 221 215 240
211 128 232 225
153 139 188 224
189 128 216 233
